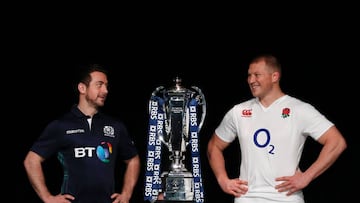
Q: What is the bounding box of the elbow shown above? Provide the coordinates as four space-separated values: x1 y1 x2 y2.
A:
207 142 214 161
339 137 347 153
331 136 347 159
23 153 32 170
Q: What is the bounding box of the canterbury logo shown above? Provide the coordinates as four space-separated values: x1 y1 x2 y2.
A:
242 109 252 117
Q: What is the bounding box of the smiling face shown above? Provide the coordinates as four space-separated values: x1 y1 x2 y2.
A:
79 71 109 109
247 60 280 99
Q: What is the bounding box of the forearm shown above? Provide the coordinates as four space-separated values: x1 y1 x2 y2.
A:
207 142 229 183
209 152 228 181
304 131 347 182
24 152 52 201
121 155 140 197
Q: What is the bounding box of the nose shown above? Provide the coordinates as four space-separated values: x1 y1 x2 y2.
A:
102 85 109 94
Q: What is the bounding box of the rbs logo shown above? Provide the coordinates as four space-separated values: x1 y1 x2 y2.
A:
74 142 113 163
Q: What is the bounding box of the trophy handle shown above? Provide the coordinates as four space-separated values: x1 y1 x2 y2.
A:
191 85 206 132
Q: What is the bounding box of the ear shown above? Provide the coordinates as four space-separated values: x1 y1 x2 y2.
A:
272 71 280 82
78 83 86 93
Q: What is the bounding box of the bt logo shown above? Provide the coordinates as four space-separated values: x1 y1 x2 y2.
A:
74 142 113 163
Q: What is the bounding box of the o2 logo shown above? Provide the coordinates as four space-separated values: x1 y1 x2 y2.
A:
96 142 113 163
253 128 274 154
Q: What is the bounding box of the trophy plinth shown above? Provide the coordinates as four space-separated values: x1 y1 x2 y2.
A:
144 77 205 203
162 170 194 201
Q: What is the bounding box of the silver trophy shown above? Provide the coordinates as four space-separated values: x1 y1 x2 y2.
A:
144 77 206 202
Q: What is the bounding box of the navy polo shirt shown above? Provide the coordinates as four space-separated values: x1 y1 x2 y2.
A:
30 105 138 203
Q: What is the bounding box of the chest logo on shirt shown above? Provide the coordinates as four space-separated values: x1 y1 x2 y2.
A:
281 107 290 118
74 141 113 163
103 125 115 137
241 109 252 117
96 141 113 163
66 129 85 134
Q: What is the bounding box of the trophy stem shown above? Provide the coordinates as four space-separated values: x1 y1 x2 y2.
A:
170 151 186 172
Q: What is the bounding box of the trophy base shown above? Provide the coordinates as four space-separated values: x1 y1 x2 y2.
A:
162 170 194 201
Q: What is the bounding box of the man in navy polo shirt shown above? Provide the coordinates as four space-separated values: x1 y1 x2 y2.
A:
24 64 140 203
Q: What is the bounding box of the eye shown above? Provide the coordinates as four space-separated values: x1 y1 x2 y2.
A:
94 81 105 88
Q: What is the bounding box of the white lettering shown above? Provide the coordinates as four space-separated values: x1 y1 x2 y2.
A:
150 102 158 120
148 131 156 146
145 181 152 197
74 147 96 158
66 129 85 134
190 112 197 126
191 137 199 152
146 157 154 171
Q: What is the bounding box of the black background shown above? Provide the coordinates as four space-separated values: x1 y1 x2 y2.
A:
11 6 357 203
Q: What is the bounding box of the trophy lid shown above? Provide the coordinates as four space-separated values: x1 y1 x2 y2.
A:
174 76 182 91
168 76 187 93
